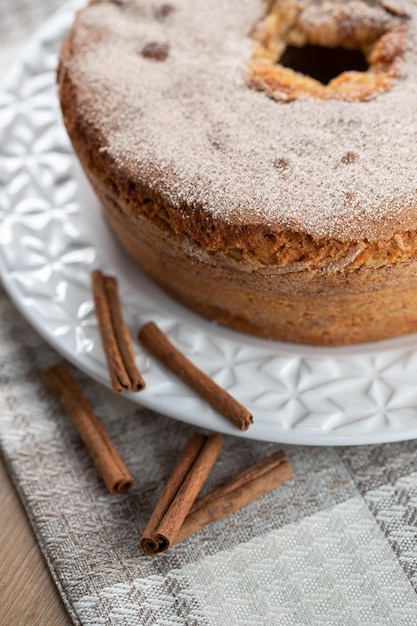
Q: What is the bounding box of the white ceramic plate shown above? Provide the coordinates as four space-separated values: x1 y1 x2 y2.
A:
2 0 417 445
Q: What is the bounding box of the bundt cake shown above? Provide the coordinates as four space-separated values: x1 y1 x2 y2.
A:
58 0 417 345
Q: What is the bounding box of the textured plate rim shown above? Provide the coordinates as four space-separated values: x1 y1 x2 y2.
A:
2 0 417 445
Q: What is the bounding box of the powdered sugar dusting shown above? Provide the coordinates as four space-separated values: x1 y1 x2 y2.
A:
68 0 417 241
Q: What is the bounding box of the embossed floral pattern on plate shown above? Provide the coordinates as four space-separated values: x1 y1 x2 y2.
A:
2 0 417 445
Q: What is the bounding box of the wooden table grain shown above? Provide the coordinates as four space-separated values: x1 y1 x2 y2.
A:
0 453 72 626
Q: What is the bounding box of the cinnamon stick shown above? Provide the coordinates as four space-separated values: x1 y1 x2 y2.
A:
42 363 134 495
138 322 253 431
92 270 145 393
140 433 224 555
173 450 292 545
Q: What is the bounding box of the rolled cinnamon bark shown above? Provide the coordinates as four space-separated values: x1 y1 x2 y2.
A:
139 322 253 430
174 450 292 544
92 270 145 393
140 433 224 555
42 363 133 494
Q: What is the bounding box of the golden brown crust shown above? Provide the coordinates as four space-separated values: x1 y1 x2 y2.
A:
250 0 406 102
90 171 417 345
58 25 417 270
57 1 417 345
59 43 417 274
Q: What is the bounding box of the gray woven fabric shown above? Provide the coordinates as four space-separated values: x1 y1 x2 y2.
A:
3 280 417 626
3 2 417 625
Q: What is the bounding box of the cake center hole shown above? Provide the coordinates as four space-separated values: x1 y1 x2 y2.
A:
250 0 406 101
279 44 369 85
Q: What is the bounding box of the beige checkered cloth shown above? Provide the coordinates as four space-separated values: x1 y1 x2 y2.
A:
2 2 417 625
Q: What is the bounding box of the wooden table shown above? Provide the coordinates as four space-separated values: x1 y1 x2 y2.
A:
0 453 72 625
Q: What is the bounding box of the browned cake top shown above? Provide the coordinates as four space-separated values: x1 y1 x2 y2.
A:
60 0 417 242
